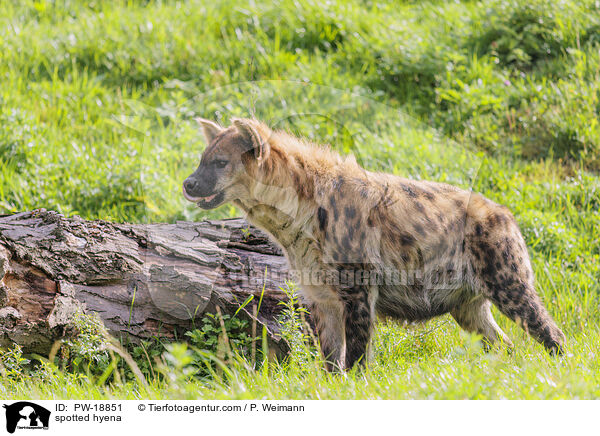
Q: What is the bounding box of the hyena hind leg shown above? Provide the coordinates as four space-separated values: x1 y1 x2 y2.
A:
451 297 513 350
309 298 346 371
468 228 566 354
486 283 566 355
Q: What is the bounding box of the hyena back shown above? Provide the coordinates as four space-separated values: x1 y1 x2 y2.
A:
183 118 565 370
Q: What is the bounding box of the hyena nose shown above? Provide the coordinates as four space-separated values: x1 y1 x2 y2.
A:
183 178 199 195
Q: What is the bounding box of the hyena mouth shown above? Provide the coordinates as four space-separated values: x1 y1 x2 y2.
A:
196 191 224 209
182 187 225 209
199 193 217 202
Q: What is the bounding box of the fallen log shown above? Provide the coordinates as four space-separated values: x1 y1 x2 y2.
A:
0 210 294 356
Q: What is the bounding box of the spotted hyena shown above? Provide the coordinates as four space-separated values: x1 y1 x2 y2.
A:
183 118 565 370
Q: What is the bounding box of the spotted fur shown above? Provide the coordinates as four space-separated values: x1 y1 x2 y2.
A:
183 118 566 370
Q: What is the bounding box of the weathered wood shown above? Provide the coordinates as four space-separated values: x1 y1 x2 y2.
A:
0 210 293 355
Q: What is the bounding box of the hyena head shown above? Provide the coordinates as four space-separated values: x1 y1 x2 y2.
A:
183 118 271 210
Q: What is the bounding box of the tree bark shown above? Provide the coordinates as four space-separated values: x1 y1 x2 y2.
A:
0 210 294 356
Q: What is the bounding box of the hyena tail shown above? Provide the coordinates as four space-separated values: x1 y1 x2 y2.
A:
488 284 566 354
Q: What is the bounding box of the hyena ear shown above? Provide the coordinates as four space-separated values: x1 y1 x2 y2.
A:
233 118 270 164
195 118 224 144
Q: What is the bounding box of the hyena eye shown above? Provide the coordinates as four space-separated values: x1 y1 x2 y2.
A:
213 159 228 169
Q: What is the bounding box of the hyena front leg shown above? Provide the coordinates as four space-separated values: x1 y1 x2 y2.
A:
342 286 375 369
309 299 346 371
451 297 513 349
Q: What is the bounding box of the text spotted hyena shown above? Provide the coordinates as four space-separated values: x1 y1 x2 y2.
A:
183 118 565 370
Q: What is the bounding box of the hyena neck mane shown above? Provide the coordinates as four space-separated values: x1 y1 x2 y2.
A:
235 126 362 249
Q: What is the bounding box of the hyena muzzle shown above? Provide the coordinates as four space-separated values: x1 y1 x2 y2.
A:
183 117 566 371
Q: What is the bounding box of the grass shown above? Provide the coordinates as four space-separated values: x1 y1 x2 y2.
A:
0 0 599 399
2 319 600 399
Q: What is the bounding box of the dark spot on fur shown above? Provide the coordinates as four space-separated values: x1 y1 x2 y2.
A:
414 201 426 214
504 276 515 288
317 207 328 232
294 155 306 170
413 223 426 236
399 233 416 247
435 239 448 255
332 249 344 264
290 169 314 200
422 190 435 201
400 183 417 198
501 248 510 264
487 213 500 227
475 223 483 237
425 216 438 231
477 241 496 261
330 197 339 221
345 206 356 220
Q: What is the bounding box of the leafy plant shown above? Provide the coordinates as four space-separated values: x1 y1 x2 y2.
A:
277 282 319 366
0 345 30 381
179 312 255 379
59 313 111 375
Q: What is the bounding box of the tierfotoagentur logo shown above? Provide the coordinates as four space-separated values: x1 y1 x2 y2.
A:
2 402 50 434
